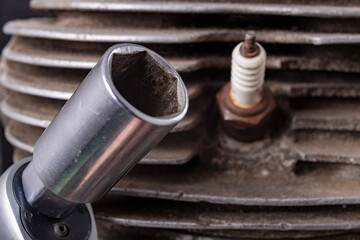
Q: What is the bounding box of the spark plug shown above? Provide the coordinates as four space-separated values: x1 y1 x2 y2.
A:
230 31 265 108
217 31 276 142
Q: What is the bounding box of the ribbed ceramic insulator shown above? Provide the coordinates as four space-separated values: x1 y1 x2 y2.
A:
230 42 266 108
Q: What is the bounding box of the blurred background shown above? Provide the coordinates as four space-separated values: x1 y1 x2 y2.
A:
0 0 46 173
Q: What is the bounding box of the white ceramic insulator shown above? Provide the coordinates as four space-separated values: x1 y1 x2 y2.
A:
230 42 266 108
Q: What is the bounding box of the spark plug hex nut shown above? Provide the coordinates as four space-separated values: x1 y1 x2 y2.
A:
217 82 276 142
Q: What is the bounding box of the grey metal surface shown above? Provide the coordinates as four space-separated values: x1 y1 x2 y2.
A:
290 130 360 164
5 18 360 45
109 127 360 206
96 220 360 239
3 63 360 101
2 41 230 72
0 158 98 239
22 44 188 204
6 99 360 206
0 159 33 240
4 38 360 73
5 121 42 153
267 71 360 98
94 195 360 231
29 0 360 19
291 99 360 131
112 164 360 206
1 91 203 133
6 121 202 165
0 61 205 100
2 91 64 128
96 221 228 240
182 229 360 240
0 61 87 100
13 148 31 162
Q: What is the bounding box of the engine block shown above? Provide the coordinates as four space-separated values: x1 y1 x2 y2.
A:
2 0 360 239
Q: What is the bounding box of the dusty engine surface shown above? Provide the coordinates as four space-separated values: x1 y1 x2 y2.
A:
1 0 360 239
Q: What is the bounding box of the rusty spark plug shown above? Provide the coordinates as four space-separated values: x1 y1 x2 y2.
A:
216 31 276 141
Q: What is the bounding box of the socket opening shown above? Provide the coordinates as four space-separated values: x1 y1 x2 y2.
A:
111 51 181 117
